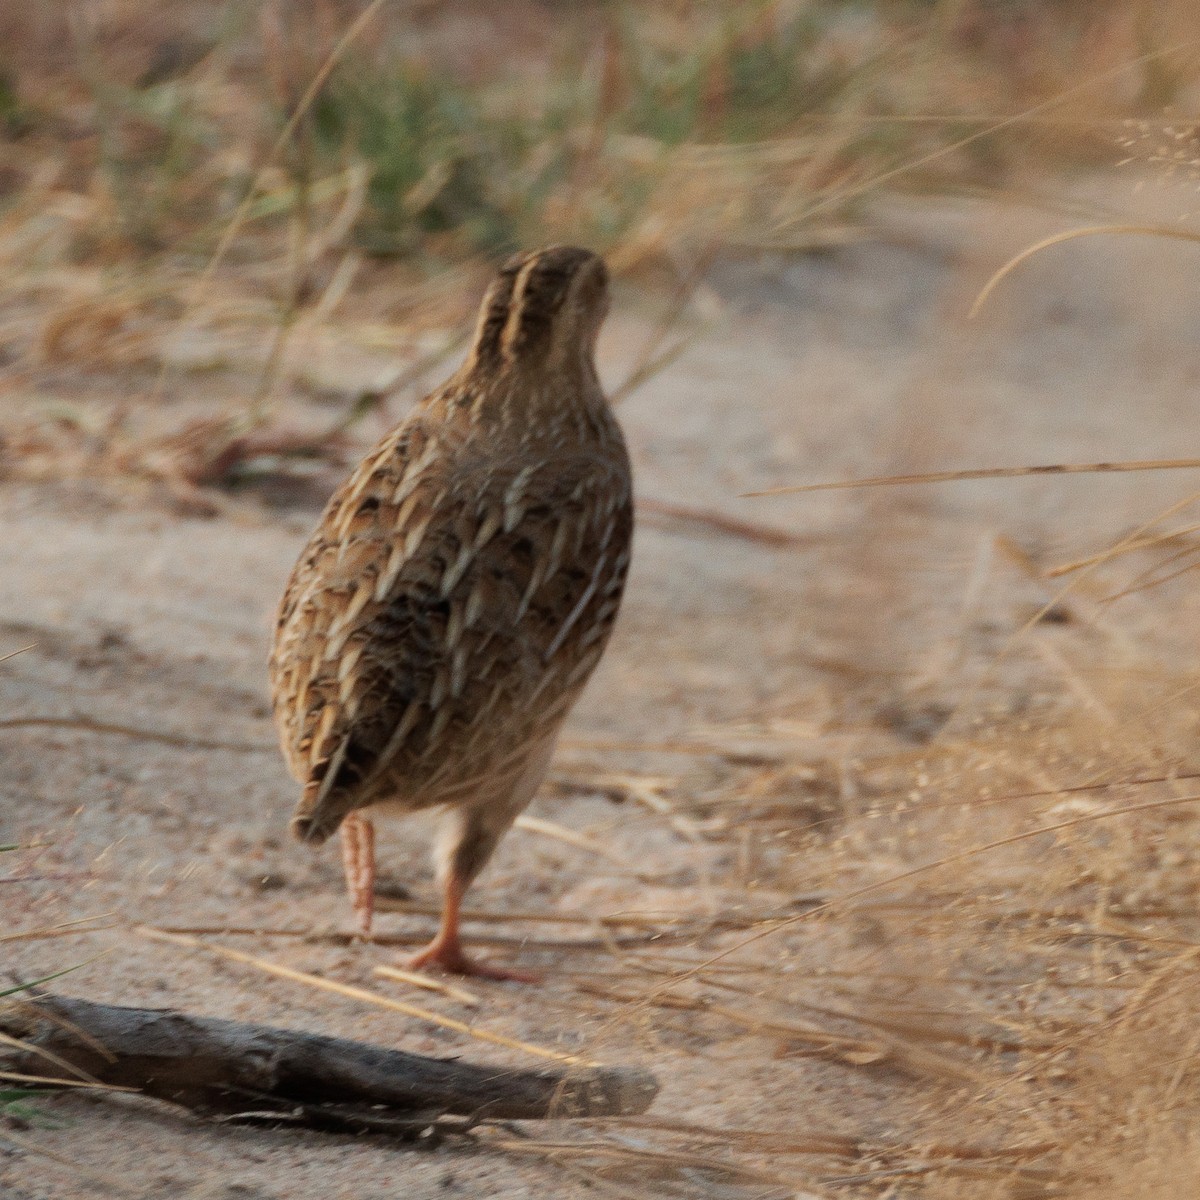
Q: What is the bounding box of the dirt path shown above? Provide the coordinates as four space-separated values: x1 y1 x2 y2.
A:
5 175 1200 1198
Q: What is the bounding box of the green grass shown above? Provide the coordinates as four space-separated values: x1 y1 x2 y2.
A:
285 4 964 265
0 1089 40 1123
311 65 519 257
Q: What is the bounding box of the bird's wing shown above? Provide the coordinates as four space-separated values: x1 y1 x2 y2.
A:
270 417 632 842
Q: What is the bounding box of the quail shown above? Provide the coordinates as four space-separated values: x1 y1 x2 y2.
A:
269 246 633 979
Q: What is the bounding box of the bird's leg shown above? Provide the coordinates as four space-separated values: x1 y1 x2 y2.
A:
408 801 539 982
339 810 376 936
408 869 539 982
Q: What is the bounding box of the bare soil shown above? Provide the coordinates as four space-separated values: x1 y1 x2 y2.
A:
5 176 1200 1198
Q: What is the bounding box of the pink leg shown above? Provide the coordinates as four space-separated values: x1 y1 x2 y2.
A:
408 871 539 983
339 811 376 936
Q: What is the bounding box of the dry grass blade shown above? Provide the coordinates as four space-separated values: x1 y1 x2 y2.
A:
637 498 820 548
372 964 481 1007
513 814 634 873
371 901 681 929
622 791 1200 1009
703 1004 887 1057
0 914 118 945
149 921 698 952
0 715 274 753
710 1004 988 1082
1100 549 1200 602
137 926 592 1066
488 1132 810 1193
930 487 1200 722
0 953 114 1000
166 0 388 336
603 1115 860 1158
0 1029 103 1085
1047 520 1200 577
776 35 1200 233
910 952 1200 1162
558 734 774 758
744 458 1200 498
971 224 1200 319
609 247 717 408
603 1116 1057 1177
608 338 693 408
143 924 312 939
802 1001 1039 1054
0 1069 136 1093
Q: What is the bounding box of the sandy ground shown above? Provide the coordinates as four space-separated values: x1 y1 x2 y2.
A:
5 174 1200 1198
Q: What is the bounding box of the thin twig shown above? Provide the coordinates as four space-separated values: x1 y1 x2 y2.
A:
637 497 820 548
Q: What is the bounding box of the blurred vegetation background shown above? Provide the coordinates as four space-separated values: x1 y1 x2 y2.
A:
3 1 1199 282
1 0 1200 484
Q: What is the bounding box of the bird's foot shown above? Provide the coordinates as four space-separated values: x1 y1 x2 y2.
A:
407 938 540 983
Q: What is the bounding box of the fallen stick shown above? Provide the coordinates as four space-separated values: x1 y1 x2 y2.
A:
0 993 658 1137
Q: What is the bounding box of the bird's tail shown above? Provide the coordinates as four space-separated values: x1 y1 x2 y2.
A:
290 770 353 846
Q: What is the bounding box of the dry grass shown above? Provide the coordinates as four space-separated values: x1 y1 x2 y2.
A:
10 505 1200 1196
7 3 1200 1199
24 637 1199 1195
12 546 1200 1193
528 668 1200 1195
0 843 112 1144
4 0 1200 499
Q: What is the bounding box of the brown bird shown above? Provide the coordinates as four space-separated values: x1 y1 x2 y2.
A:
269 246 633 979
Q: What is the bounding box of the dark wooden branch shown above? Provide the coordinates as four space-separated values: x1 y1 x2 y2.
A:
0 993 657 1136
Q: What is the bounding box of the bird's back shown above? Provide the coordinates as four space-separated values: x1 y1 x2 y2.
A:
271 248 632 845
